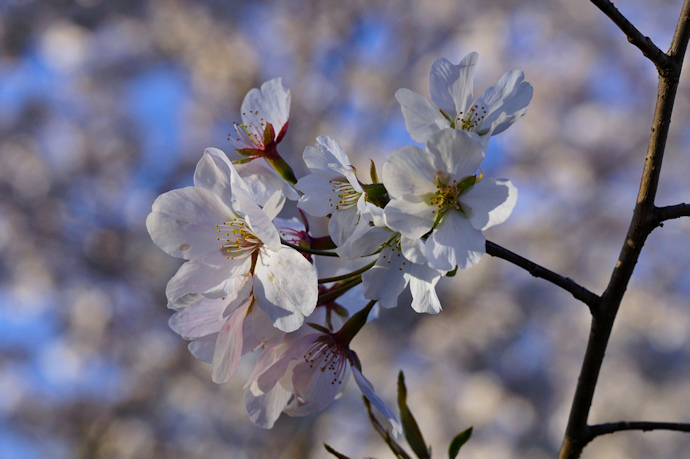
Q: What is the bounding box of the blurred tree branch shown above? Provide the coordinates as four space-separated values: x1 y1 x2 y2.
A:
559 0 690 457
588 421 690 439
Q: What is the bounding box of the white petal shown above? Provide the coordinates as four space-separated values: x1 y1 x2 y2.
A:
426 129 485 180
461 178 517 230
234 158 300 205
253 247 318 332
362 246 409 309
261 190 286 222
424 211 485 271
168 297 227 339
395 88 450 143
429 53 478 117
229 174 282 252
382 145 437 199
405 264 443 314
212 299 251 384
188 334 217 363
147 186 234 259
241 77 291 135
383 198 435 239
303 136 352 177
243 302 286 353
336 221 393 259
285 359 349 416
194 148 236 208
328 206 361 247
352 367 402 437
399 235 427 264
295 174 338 217
244 380 292 429
475 70 533 136
165 254 252 305
256 335 317 392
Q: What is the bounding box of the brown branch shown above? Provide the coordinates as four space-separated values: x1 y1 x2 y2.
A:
558 1 690 457
589 421 690 439
485 241 600 312
590 0 672 70
655 203 690 223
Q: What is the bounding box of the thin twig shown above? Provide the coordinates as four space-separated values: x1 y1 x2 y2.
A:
318 261 376 284
485 241 600 312
590 0 671 70
281 239 339 257
655 203 690 223
589 421 690 438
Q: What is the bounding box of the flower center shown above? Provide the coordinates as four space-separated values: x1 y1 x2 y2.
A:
229 110 268 149
303 337 349 385
215 218 263 260
328 179 361 211
430 172 463 215
456 104 487 132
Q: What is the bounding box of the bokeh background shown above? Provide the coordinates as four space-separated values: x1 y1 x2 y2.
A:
2 0 690 458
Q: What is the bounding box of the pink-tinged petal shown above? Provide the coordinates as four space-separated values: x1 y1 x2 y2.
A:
336 221 392 259
395 88 450 143
285 361 350 416
405 264 443 314
147 186 234 259
241 78 291 135
461 178 517 230
352 367 402 437
328 206 360 247
382 145 437 199
362 245 409 309
235 157 299 205
475 70 533 136
383 198 435 239
165 254 252 305
254 247 318 332
425 211 485 271
256 335 318 392
244 380 292 429
303 136 351 177
212 299 251 384
193 148 236 208
188 334 217 363
426 129 485 180
429 53 478 117
295 174 337 217
168 297 227 339
243 301 286 353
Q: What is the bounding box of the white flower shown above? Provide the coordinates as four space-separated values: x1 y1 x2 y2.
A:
229 78 291 154
396 52 533 147
234 158 300 206
295 136 369 246
383 129 517 272
146 147 318 332
337 206 445 314
248 331 402 435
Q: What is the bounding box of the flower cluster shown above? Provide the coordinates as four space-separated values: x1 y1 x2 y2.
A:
147 53 531 432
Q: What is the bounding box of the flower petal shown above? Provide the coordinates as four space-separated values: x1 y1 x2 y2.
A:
426 129 485 180
194 148 236 208
336 220 393 259
352 367 402 437
461 178 517 230
328 206 361 247
241 78 291 135
405 263 443 314
253 247 318 332
424 211 485 271
382 145 437 199
188 334 217 363
285 360 350 416
168 297 227 339
395 88 450 143
212 298 251 384
475 70 533 136
147 186 234 260
303 136 352 178
244 380 292 429
429 53 478 118
256 335 318 392
295 174 338 217
234 157 300 205
362 245 409 309
383 197 435 239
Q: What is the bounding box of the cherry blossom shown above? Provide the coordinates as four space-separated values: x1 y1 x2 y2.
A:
396 52 533 147
383 129 517 271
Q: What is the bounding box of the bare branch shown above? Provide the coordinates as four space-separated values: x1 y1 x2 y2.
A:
590 0 671 70
485 241 600 312
656 203 690 223
589 421 690 439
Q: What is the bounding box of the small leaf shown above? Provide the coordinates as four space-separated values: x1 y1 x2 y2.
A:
397 372 431 459
370 159 379 183
324 443 351 459
364 397 412 459
448 426 473 459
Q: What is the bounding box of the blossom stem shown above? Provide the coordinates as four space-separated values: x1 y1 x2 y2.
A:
318 261 376 284
318 277 363 304
263 145 298 185
281 239 339 257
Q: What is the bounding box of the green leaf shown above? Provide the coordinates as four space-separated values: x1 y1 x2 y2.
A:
445 266 458 277
397 372 431 459
370 159 379 183
324 443 351 459
448 426 473 459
